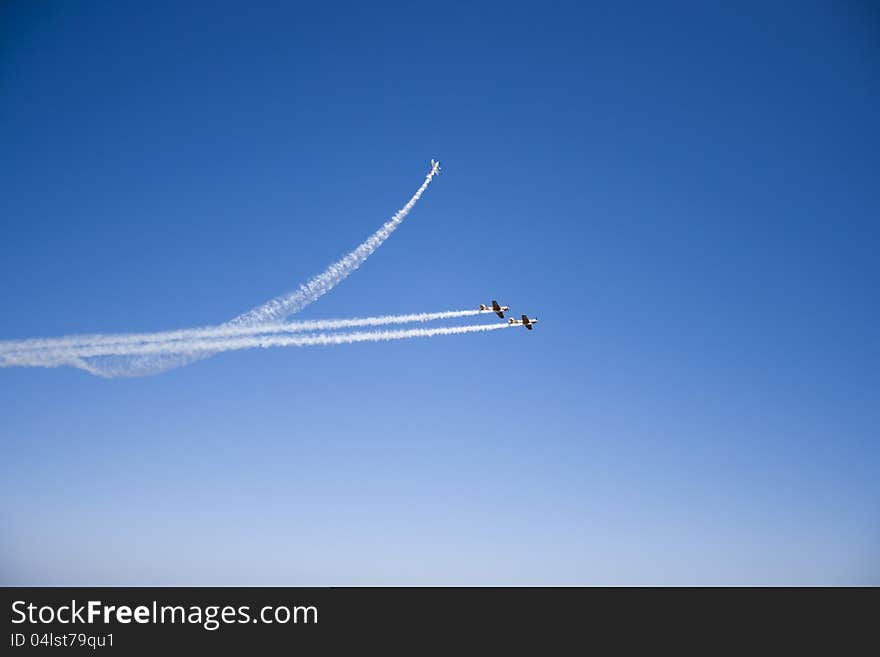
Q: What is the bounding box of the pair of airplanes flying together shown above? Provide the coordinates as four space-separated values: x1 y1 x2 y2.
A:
479 300 538 330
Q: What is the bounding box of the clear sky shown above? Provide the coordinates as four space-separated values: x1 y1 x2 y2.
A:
1 1 877 584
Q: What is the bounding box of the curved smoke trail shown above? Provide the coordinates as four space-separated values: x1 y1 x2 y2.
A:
76 160 442 377
230 160 441 327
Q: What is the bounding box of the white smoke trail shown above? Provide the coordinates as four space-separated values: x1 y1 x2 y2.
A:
0 323 510 374
77 160 442 377
230 159 441 327
0 309 490 355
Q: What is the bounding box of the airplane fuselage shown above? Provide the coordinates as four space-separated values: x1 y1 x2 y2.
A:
480 302 509 319
509 316 538 329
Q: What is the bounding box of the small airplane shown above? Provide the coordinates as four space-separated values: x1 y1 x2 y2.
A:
509 314 538 330
480 300 510 318
431 159 441 174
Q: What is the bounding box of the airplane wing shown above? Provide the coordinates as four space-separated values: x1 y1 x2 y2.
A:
492 300 504 318
522 315 532 329
525 323 533 330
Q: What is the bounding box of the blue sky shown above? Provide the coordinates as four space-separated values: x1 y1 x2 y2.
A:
1 1 877 584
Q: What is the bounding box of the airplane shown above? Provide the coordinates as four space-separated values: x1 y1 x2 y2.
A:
431 159 441 174
508 314 538 330
480 300 510 318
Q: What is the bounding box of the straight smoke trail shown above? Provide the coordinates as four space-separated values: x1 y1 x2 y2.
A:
0 323 510 373
0 309 489 355
76 160 442 377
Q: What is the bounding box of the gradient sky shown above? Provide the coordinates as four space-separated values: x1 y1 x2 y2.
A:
1 1 878 584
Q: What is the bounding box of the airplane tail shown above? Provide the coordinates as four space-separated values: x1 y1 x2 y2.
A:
480 304 488 311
